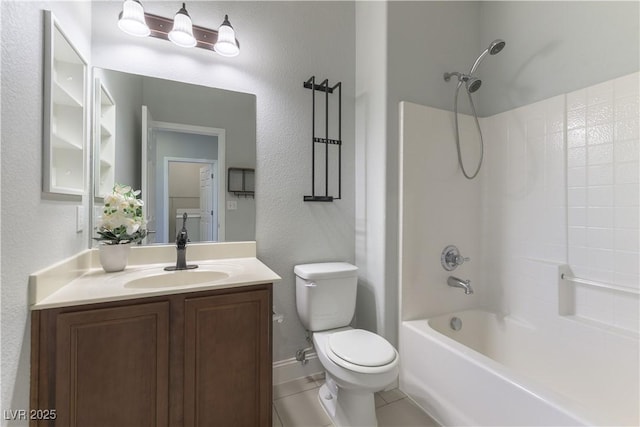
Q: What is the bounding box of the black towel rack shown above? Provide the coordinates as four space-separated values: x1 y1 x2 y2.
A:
303 76 342 202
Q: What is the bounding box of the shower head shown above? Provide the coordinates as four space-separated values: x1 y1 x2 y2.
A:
444 72 482 93
489 39 506 55
466 77 482 93
469 38 506 75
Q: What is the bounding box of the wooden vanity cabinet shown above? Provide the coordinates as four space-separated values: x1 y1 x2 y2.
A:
31 284 272 427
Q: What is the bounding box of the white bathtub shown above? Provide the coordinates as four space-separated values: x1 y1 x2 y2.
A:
400 310 639 426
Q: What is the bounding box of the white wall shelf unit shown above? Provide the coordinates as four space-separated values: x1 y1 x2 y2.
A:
43 10 87 197
94 78 116 198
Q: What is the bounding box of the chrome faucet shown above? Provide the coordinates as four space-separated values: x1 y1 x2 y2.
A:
447 276 473 295
165 212 198 271
441 245 470 271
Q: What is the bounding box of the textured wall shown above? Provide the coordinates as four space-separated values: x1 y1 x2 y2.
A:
1 1 92 419
91 1 356 364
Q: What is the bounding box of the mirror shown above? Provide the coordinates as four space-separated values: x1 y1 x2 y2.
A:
91 68 256 245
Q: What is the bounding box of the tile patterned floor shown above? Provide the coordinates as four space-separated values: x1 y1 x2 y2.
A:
273 375 439 427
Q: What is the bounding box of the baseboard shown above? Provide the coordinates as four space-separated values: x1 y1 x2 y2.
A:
273 351 323 385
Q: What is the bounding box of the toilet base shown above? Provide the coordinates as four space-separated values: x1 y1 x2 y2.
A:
318 381 378 427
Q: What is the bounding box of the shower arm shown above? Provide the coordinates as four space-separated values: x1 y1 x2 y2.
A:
468 48 490 75
444 71 472 86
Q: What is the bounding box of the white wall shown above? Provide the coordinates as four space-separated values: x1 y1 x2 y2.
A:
1 1 92 420
479 1 640 117
92 1 356 366
354 1 390 341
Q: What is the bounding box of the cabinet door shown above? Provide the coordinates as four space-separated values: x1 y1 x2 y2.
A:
55 302 169 427
183 289 271 427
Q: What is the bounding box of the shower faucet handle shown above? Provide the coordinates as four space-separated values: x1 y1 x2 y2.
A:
454 254 471 265
441 245 470 271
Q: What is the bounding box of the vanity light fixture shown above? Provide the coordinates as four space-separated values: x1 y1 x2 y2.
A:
117 1 240 56
213 15 240 57
168 3 197 48
118 0 151 37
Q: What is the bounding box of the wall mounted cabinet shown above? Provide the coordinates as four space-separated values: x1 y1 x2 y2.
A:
228 167 255 197
94 79 116 198
43 11 87 196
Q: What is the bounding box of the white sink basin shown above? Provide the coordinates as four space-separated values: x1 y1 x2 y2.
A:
124 270 230 289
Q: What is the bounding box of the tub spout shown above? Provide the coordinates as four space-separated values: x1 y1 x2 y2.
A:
447 276 473 295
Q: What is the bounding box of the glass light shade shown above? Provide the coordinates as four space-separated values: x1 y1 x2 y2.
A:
168 4 197 48
118 0 150 37
214 15 239 57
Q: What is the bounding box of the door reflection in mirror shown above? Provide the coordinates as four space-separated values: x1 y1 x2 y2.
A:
143 121 224 245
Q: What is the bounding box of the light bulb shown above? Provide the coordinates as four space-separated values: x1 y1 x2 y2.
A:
168 3 197 48
118 0 150 37
214 15 239 57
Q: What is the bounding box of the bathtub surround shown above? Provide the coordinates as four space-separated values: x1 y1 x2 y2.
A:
399 71 639 425
564 75 640 328
386 0 639 344
399 105 482 320
483 75 640 332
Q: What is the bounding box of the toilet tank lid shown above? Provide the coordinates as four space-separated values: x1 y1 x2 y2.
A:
294 262 358 280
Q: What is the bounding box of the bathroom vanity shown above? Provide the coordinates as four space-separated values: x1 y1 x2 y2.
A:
29 242 279 427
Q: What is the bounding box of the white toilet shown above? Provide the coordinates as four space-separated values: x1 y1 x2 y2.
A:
295 262 399 427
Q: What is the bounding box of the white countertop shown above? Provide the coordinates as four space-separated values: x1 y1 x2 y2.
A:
29 242 281 310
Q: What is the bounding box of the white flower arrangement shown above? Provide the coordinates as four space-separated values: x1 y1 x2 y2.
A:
95 184 147 245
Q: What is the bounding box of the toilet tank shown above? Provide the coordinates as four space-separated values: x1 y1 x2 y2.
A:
295 262 358 332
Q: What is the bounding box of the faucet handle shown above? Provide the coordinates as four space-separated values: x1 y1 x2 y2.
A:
454 255 471 265
176 212 189 248
441 245 470 271
181 212 188 230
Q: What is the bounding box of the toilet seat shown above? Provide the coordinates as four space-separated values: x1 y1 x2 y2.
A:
326 329 398 374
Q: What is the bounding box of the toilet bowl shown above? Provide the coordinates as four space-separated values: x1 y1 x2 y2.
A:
313 327 399 426
294 262 399 427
